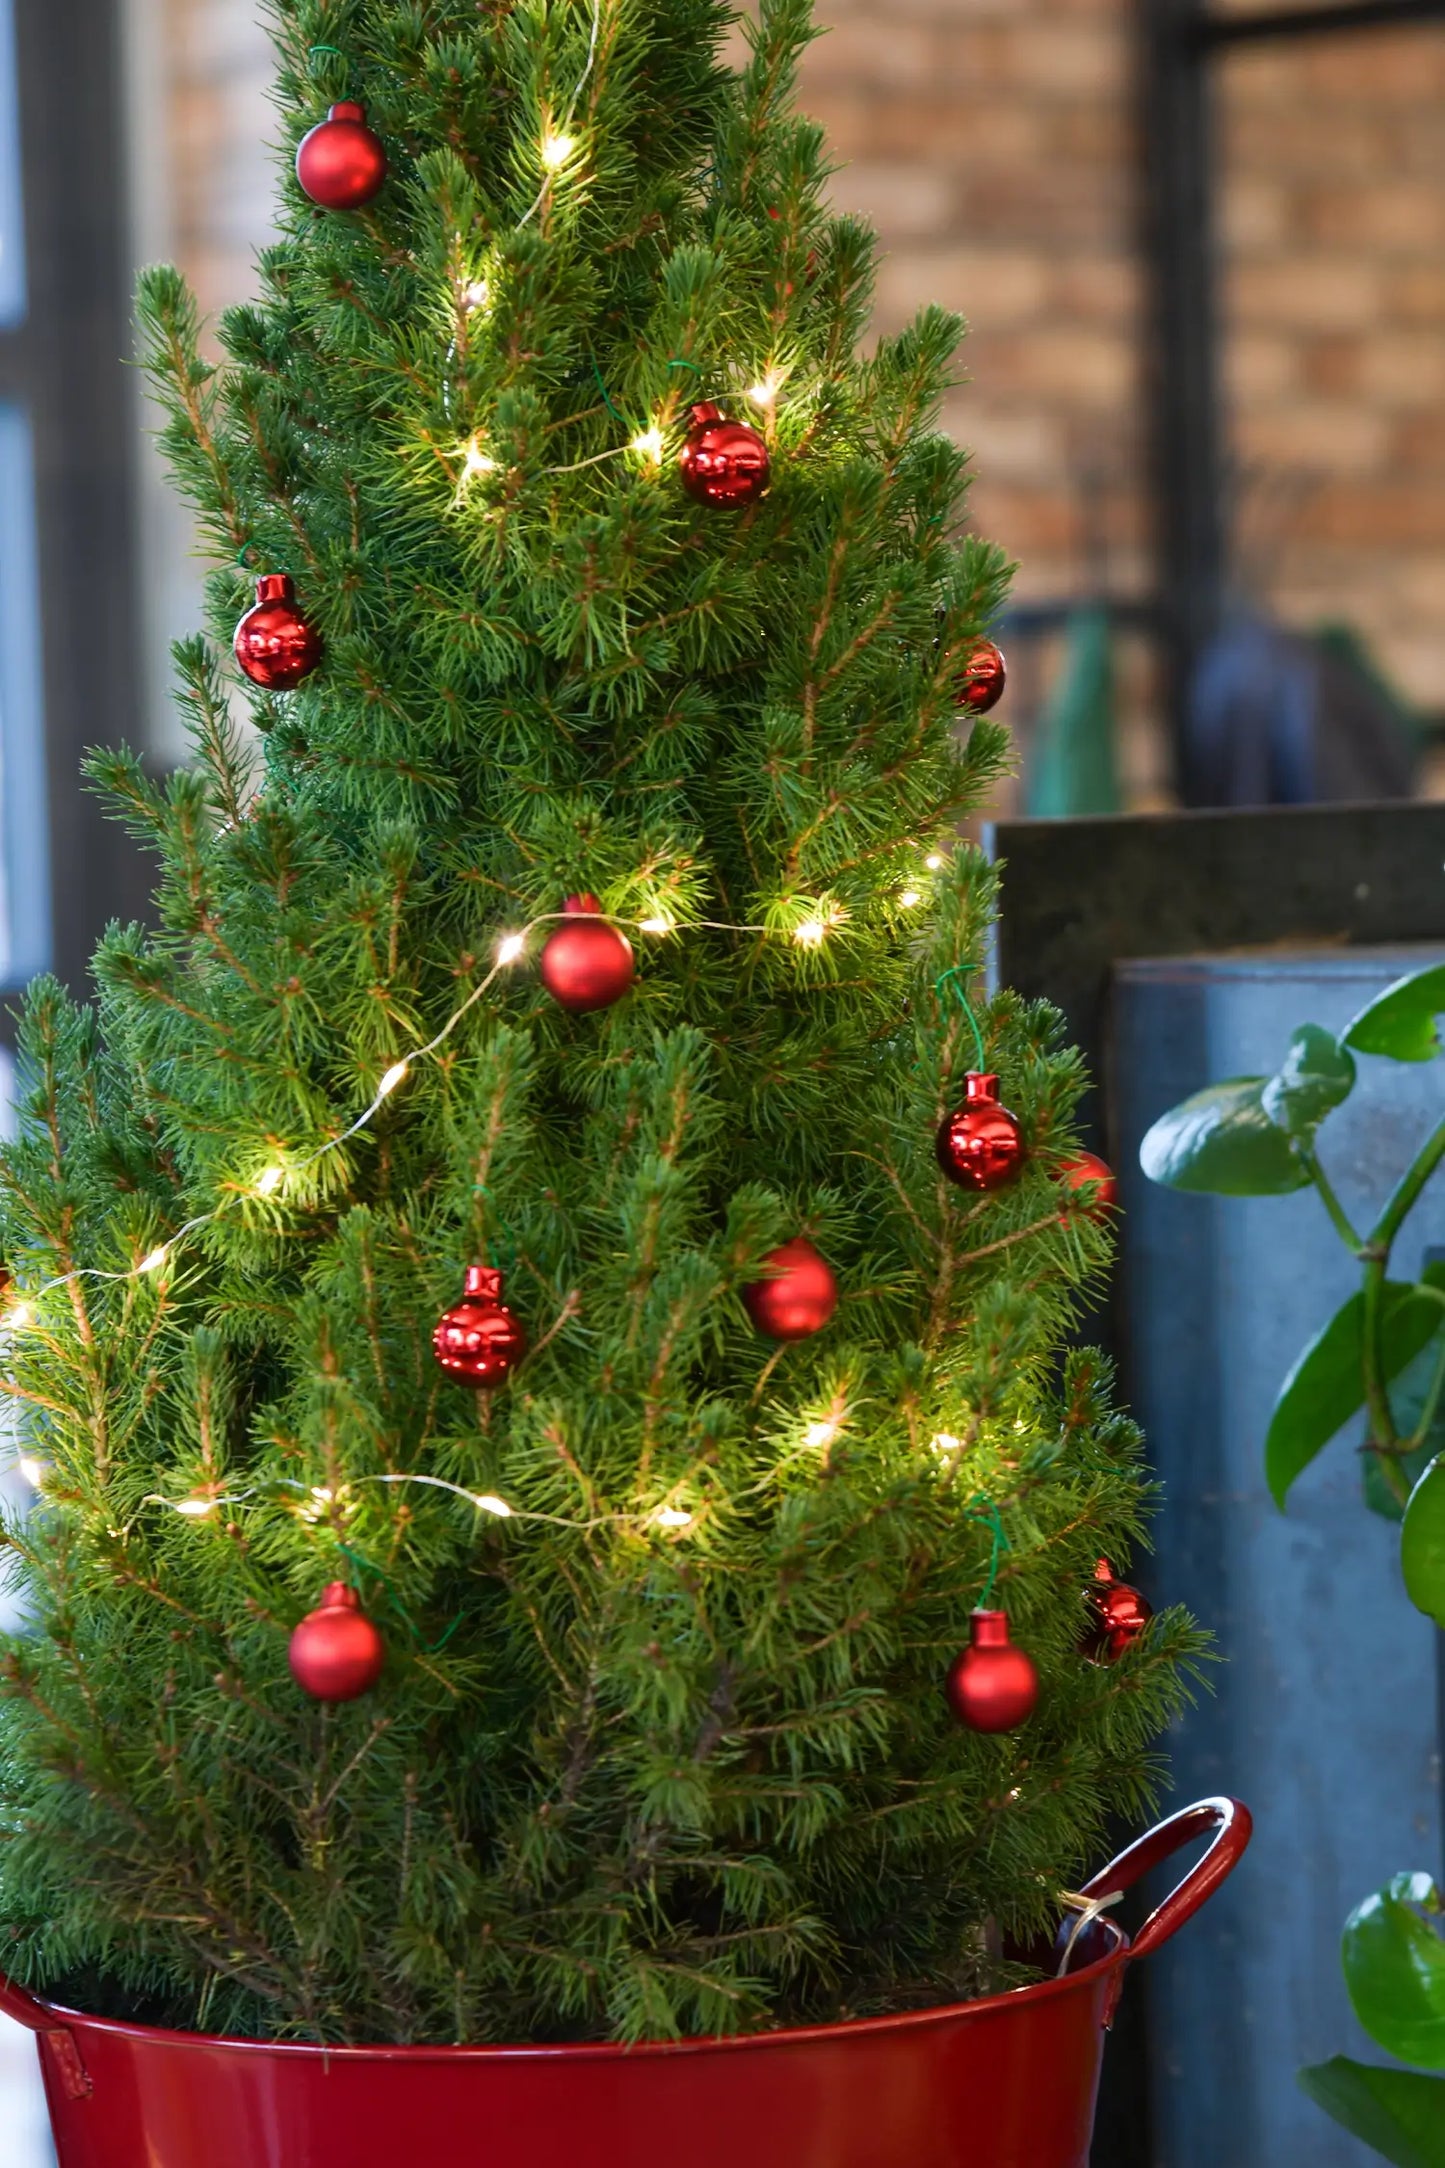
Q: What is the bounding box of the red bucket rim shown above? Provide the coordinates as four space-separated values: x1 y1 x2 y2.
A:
34 1917 1128 2065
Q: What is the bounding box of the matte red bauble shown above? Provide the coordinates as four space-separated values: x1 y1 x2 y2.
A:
1061 1150 1118 1216
539 895 635 1014
1081 1558 1153 1663
295 102 388 210
946 1610 1039 1733
288 1583 385 1702
233 574 323 690
432 1265 528 1388
680 402 771 508
954 638 1007 715
936 1073 1024 1192
743 1237 838 1341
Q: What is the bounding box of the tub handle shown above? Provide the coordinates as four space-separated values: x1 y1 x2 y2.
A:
0 1970 93 2099
1080 1794 1252 1965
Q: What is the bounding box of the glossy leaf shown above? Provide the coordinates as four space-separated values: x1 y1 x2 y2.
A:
1139 1078 1310 1196
1261 1023 1356 1139
1403 1455 1445 1624
1299 2057 1445 2168
1264 1270 1445 1509
1345 965 1445 1064
1344 1875 1445 2069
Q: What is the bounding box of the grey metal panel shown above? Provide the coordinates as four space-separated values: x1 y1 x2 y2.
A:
0 0 24 332
1113 946 1445 2168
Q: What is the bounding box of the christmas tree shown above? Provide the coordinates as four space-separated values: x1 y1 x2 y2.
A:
0 0 1200 2047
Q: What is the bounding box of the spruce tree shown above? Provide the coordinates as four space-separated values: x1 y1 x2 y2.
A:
0 0 1200 2046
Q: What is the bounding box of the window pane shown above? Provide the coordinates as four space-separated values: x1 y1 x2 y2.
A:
0 403 49 985
0 0 24 330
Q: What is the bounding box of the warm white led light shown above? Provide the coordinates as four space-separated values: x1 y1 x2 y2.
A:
745 371 783 409
652 1506 693 1529
8 1302 32 1331
540 132 576 169
174 1498 217 1519
255 1166 284 1196
630 427 665 462
804 1420 839 1449
925 854 944 871
18 1456 44 1488
464 439 498 477
474 1493 513 1519
900 889 922 908
311 1486 334 1506
140 1245 170 1275
378 1061 410 1098
639 915 673 936
462 278 491 311
931 1432 961 1455
793 918 826 949
497 932 527 966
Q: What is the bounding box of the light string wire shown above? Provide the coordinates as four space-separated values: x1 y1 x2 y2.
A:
517 0 604 230
136 1470 681 1541
0 906 786 1320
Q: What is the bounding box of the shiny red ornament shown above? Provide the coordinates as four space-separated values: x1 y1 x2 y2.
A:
936 1073 1025 1192
954 638 1007 715
1060 1150 1118 1217
288 1582 385 1702
295 102 388 210
433 1265 528 1388
233 574 323 690
539 895 635 1014
946 1609 1039 1733
743 1237 838 1341
1081 1558 1153 1663
680 402 771 509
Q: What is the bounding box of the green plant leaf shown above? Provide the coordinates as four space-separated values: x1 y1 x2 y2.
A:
1344 1875 1445 2069
1261 1023 1356 1138
1139 1078 1311 1196
1264 1271 1445 1508
1345 965 1445 1063
1402 1454 1445 1622
1299 2057 1445 2167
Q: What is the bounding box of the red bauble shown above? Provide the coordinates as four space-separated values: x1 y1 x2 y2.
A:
233 574 323 690
295 102 388 210
1060 1150 1118 1216
539 895 635 1014
1081 1558 1153 1663
288 1583 385 1702
946 1609 1039 1733
680 402 771 508
936 1073 1025 1192
742 1237 838 1341
432 1265 528 1388
954 638 1007 715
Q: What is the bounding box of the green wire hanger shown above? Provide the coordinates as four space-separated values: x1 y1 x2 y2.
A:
934 966 987 1072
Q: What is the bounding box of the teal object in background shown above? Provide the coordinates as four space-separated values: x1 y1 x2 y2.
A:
1025 606 1120 819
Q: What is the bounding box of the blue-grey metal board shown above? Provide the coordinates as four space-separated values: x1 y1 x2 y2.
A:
1114 945 1445 2168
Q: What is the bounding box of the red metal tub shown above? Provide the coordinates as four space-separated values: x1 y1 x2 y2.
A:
0 1795 1249 2168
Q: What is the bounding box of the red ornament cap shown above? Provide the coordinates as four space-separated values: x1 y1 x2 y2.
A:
233 574 323 691
539 896 635 1014
1060 1150 1118 1218
432 1265 528 1388
680 402 771 509
288 1582 386 1702
296 101 388 211
742 1237 838 1341
945 1609 1039 1733
936 1073 1025 1193
954 637 1007 715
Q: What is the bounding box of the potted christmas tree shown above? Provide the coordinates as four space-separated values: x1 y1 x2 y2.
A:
0 2 1245 2163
